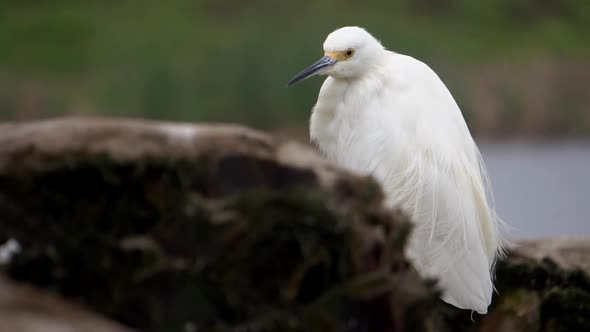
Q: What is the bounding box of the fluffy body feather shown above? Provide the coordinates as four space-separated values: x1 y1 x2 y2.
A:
304 27 505 313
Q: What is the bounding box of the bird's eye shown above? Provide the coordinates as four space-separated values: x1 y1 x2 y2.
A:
345 49 354 58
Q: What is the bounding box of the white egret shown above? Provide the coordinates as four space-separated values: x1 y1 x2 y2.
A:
288 26 505 314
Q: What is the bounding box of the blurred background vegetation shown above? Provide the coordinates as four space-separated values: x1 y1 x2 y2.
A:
2 0 590 238
1 0 590 136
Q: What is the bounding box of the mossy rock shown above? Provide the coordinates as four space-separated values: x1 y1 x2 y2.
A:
476 239 590 332
0 118 437 332
1 118 589 332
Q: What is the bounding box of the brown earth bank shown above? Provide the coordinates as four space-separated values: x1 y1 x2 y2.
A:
0 117 588 332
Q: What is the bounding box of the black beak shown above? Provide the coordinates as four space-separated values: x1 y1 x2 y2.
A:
287 56 337 86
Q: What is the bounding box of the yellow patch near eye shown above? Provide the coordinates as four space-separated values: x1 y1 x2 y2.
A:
324 50 354 61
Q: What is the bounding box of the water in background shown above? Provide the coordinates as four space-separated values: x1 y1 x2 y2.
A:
480 141 590 239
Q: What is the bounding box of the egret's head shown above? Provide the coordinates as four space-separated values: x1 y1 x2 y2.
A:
288 26 384 86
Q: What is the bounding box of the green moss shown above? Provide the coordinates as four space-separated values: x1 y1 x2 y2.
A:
541 288 590 332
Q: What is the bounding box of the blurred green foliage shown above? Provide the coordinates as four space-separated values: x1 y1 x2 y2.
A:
0 0 589 129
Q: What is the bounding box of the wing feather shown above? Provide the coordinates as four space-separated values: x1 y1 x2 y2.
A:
395 146 501 313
